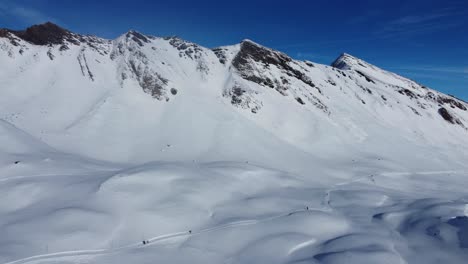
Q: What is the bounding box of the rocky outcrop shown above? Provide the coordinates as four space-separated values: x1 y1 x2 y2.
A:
232 40 318 91
438 107 462 125
1 23 467 131
228 40 327 113
1 22 77 46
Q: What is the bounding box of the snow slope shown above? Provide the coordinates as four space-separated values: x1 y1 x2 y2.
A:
1 23 468 264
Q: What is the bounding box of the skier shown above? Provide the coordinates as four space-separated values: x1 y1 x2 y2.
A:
189 230 192 234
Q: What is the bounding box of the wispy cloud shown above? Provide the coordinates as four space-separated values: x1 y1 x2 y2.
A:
295 52 333 62
387 13 450 26
388 66 468 75
387 65 468 82
277 9 465 51
0 0 59 26
275 37 376 50
396 71 455 81
376 9 466 38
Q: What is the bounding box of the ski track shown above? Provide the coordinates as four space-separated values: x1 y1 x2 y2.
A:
322 170 466 210
2 170 465 264
0 174 87 183
1 209 312 264
0 170 118 183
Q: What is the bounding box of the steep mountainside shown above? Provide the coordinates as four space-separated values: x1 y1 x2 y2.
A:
1 23 467 165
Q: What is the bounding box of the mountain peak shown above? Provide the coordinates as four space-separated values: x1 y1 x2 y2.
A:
124 30 151 46
31 21 67 31
240 39 261 46
234 38 292 71
331 53 363 70
0 22 78 46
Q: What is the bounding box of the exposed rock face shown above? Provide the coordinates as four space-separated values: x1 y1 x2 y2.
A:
438 107 463 125
126 31 150 47
140 71 169 99
437 95 467 111
212 47 228 64
223 85 262 114
1 22 77 46
1 22 467 132
232 40 318 91
125 52 170 100
227 40 328 114
355 70 375 84
167 37 203 60
330 52 468 128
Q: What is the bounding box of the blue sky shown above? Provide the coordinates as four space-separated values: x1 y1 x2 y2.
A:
1 0 467 100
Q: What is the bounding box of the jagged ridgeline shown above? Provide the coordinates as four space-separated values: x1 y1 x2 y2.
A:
0 22 467 133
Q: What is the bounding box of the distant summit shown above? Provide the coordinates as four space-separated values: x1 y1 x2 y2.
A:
0 22 78 45
0 22 467 135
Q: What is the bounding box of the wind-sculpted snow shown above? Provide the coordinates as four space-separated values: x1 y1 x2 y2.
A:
1 23 468 264
1 153 468 264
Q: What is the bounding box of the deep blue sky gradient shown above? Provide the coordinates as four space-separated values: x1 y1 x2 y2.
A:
1 0 467 99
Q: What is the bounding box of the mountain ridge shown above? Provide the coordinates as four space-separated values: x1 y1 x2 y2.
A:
1 22 467 163
0 22 464 102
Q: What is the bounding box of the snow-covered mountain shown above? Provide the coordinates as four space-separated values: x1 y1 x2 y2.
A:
1 22 467 162
1 22 468 264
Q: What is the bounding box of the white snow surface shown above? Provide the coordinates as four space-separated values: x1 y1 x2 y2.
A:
1 27 468 264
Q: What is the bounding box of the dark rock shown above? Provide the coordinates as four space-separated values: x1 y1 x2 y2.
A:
47 50 54 60
212 47 227 64
296 97 305 105
331 54 348 69
233 40 292 68
224 85 262 113
425 92 467 111
140 73 168 99
231 86 246 105
438 107 460 124
437 95 467 111
304 61 314 67
77 53 95 81
0 29 20 46
358 62 367 68
168 37 203 60
2 22 77 46
355 70 375 84
408 106 421 116
59 44 69 51
1 22 109 53
425 91 437 101
358 84 372 94
398 89 418 99
170 88 178 95
232 40 320 93
327 80 336 86
127 30 149 47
